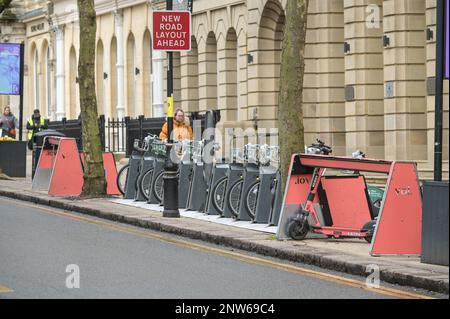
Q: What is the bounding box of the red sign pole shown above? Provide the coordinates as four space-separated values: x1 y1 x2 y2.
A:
152 4 191 218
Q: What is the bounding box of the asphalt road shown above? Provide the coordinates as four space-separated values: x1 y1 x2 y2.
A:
0 197 420 299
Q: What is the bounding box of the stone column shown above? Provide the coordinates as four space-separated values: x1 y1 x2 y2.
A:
344 0 385 158
180 45 199 113
152 50 165 117
55 25 66 120
305 0 346 155
198 34 218 112
383 0 427 160
114 10 125 120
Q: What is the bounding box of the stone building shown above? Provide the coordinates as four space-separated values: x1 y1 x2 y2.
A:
1 0 448 179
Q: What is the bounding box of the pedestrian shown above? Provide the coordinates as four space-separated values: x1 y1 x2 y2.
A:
26 109 48 150
159 108 193 141
0 106 19 139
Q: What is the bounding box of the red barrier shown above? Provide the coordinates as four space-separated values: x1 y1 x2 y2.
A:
79 152 120 196
277 154 423 256
102 153 121 195
33 137 121 197
32 137 84 196
370 162 422 256
321 176 372 229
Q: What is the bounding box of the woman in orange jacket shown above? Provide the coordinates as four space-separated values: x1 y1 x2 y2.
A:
159 108 193 141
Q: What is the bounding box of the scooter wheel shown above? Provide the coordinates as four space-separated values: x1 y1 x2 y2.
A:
362 220 376 243
287 219 309 240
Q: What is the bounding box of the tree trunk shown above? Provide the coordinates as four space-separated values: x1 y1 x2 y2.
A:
278 0 309 190
77 0 106 197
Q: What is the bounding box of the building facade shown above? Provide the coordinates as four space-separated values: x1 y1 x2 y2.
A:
1 0 448 179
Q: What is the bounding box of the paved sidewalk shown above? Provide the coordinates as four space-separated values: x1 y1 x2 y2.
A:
0 174 448 295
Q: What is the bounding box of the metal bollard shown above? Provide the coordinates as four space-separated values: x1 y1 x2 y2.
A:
163 143 180 218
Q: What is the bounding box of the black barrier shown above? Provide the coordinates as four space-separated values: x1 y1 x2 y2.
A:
47 118 83 151
125 117 166 157
124 111 218 157
421 181 449 266
48 116 106 152
0 141 27 177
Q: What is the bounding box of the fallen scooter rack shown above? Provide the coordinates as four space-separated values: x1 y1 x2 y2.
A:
277 151 423 256
32 137 84 196
32 136 119 196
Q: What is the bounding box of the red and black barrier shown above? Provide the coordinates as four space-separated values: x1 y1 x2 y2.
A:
32 137 120 196
277 153 423 256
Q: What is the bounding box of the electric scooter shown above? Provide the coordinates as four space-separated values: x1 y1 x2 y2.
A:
286 140 377 242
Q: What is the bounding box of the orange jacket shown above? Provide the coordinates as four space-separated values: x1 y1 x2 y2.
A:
159 121 193 141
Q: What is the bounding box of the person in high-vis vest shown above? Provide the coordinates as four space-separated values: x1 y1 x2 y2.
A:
26 109 48 150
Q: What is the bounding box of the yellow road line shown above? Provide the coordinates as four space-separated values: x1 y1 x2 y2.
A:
0 284 13 294
3 197 434 299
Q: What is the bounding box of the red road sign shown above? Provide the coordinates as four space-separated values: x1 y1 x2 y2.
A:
152 11 191 51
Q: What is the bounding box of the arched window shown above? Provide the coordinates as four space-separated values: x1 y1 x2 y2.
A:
110 37 118 117
181 36 198 112
96 40 105 116
126 33 136 117
257 0 285 126
45 45 51 118
69 46 78 119
34 48 40 110
173 51 181 110
143 29 152 117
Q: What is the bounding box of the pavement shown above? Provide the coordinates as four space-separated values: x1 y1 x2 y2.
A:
0 155 448 295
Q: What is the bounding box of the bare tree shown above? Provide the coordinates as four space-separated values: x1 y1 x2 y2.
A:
278 0 309 189
77 0 106 196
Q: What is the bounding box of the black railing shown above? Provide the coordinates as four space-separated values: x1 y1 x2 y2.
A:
48 116 106 152
46 110 220 157
125 116 166 156
47 117 83 151
105 116 127 153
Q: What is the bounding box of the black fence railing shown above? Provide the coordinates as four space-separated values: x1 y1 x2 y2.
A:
46 110 220 157
47 118 83 151
125 116 166 156
47 116 106 152
105 116 127 153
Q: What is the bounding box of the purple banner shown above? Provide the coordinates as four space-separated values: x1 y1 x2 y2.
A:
445 0 449 79
0 43 21 95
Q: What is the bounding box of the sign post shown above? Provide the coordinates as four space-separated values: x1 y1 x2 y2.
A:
434 0 449 181
19 43 24 141
153 1 192 217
